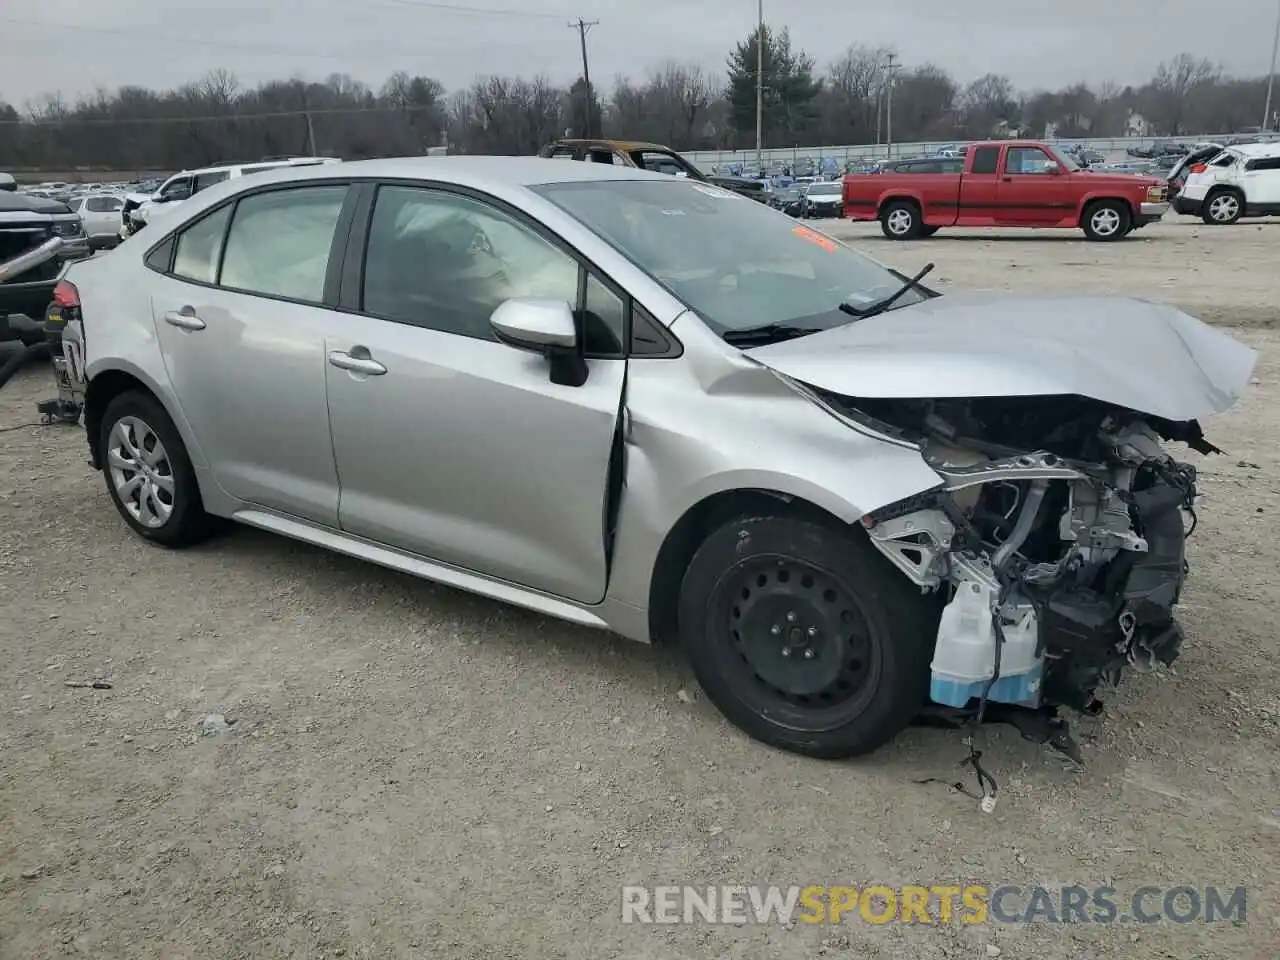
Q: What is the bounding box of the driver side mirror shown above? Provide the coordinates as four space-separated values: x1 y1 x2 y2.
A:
1045 163 1062 175
490 297 588 387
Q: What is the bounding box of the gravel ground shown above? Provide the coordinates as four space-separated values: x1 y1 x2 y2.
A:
1 218 1277 960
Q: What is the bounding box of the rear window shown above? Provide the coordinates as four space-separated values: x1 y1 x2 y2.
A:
970 147 1000 175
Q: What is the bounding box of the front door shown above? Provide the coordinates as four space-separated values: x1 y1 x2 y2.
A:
326 183 625 604
150 183 353 525
997 145 1075 225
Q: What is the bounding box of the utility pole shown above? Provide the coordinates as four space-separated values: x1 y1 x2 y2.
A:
755 0 764 175
569 18 599 137
1265 0 1280 131
884 53 900 158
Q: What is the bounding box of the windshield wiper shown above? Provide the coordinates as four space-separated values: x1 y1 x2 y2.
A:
840 262 936 320
721 323 821 347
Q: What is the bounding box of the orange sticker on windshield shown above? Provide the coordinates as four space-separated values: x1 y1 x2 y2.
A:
792 225 837 252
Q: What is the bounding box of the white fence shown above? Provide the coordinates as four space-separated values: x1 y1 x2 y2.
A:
683 134 1239 169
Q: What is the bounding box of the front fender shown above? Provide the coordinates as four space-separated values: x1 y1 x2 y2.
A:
603 329 942 615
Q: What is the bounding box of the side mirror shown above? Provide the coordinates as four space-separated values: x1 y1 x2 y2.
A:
674 170 689 178
490 297 587 387
1045 163 1062 176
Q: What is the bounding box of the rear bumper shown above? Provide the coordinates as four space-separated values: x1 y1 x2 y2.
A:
1172 196 1202 216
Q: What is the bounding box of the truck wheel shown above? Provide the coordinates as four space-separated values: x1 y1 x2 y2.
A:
1081 200 1131 241
1202 189 1243 225
678 514 939 758
880 201 922 240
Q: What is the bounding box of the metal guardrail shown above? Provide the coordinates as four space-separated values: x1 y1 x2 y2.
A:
683 134 1245 168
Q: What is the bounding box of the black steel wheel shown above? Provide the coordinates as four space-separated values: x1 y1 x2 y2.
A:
679 515 939 758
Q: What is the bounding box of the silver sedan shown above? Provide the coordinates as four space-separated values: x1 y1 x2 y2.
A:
51 158 1254 758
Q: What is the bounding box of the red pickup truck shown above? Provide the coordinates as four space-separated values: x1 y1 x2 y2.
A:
842 141 1170 241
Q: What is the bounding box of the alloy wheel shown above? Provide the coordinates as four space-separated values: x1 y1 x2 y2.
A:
107 416 175 528
1208 194 1240 222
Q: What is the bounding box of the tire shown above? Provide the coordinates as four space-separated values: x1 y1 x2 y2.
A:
99 390 217 547
880 200 922 240
1201 188 1243 225
1081 200 1131 241
678 515 939 758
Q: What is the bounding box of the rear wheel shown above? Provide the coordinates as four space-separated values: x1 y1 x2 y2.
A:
678 515 939 758
99 391 218 547
1081 200 1131 241
880 201 922 240
1202 189 1243 225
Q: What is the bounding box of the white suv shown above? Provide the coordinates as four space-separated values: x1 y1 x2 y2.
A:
1173 142 1280 224
122 157 339 236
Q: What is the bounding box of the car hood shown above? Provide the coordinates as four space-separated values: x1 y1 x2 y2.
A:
744 292 1256 423
0 192 73 216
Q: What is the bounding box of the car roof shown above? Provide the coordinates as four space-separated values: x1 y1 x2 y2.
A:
549 139 671 152
221 155 675 190
1224 141 1280 158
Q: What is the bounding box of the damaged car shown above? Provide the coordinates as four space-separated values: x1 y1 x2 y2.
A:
49 160 1255 760
2 188 90 346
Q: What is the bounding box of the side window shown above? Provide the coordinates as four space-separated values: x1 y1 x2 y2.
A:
172 206 232 284
219 185 347 303
550 148 580 160
86 196 121 212
582 273 625 355
194 170 230 193
361 185 579 342
970 147 1000 175
1006 147 1055 174
1245 157 1280 172
160 176 193 201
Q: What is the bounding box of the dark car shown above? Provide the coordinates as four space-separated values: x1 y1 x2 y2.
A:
770 184 806 217
1 191 91 345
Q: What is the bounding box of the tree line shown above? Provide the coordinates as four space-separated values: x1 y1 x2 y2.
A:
0 27 1272 173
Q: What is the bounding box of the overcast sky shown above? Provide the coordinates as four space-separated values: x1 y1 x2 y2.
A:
1 0 1275 108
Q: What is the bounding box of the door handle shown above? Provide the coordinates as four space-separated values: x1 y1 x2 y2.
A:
163 309 206 330
328 350 387 376
1002 176 1013 182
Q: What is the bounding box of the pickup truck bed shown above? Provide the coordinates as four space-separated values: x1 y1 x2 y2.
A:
843 141 1170 241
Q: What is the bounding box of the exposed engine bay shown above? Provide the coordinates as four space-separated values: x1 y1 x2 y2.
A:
829 392 1206 731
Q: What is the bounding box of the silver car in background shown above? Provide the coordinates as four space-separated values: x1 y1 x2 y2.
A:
51 158 1254 759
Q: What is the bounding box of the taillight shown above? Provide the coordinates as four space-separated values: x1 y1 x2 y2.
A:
1189 162 1207 174
52 280 80 308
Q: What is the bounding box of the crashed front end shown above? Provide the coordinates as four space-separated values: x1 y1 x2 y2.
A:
840 394 1207 719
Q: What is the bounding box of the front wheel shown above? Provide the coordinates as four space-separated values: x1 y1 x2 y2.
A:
678 516 939 758
1081 200 1131 241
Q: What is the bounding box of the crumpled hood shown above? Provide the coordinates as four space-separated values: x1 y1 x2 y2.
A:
746 292 1257 422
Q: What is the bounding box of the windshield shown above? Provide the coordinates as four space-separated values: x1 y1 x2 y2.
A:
806 182 841 195
1047 147 1081 172
532 179 927 334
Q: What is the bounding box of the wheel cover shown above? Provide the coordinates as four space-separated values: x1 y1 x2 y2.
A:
1090 207 1121 236
1209 194 1239 221
712 556 881 728
107 415 175 528
887 209 913 234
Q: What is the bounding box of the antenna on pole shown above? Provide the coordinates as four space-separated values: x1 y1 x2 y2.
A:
569 18 600 137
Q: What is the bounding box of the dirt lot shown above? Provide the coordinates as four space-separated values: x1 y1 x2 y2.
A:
1 218 1277 960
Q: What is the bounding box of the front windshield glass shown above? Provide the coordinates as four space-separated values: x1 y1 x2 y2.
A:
531 179 925 334
1048 146 1081 172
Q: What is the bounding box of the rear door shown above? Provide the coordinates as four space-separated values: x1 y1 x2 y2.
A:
325 182 626 604
149 182 356 525
996 145 1075 225
1240 156 1280 211
957 145 1001 224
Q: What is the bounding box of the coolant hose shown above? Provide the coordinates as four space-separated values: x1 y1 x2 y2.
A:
992 479 1049 570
